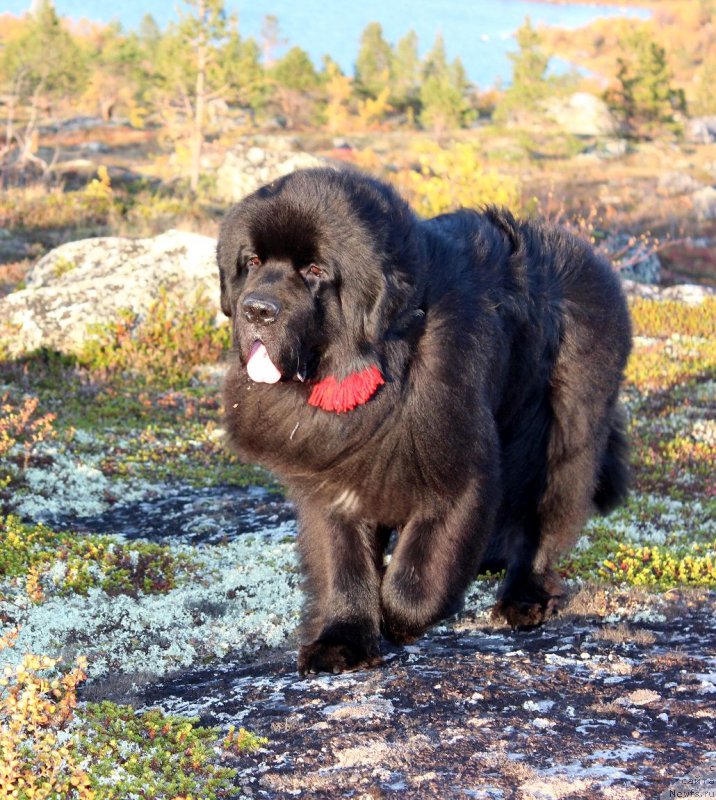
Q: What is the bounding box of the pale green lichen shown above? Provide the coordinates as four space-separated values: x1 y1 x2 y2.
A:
1 527 301 680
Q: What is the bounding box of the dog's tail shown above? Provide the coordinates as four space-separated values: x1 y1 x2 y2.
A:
593 404 630 514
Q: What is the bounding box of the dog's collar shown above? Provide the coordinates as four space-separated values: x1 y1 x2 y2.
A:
307 364 385 413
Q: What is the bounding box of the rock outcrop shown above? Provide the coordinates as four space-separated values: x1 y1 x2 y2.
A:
685 115 716 144
543 92 619 137
0 230 219 356
215 138 325 202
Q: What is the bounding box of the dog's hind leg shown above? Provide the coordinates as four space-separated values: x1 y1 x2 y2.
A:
493 336 629 629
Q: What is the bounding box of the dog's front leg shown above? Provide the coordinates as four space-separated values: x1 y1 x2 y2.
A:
381 476 498 644
295 498 383 675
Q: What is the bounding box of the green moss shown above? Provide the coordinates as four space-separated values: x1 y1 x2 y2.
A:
598 540 716 588
0 361 281 499
51 255 78 278
0 516 200 599
75 701 267 799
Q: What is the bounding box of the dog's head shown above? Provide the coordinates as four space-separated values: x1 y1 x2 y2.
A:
217 168 424 385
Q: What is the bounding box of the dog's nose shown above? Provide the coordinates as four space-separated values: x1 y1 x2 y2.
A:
242 294 281 325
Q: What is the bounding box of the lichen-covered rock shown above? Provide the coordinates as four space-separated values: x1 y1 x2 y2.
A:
657 171 704 197
0 229 219 356
543 92 619 137
692 186 716 221
685 115 716 144
215 142 325 202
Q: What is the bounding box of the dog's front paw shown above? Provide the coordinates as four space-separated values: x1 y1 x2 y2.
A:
298 627 381 675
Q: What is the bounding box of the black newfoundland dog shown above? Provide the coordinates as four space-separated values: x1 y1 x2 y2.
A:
218 167 632 675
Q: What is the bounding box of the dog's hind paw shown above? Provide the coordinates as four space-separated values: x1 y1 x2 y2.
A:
491 594 563 630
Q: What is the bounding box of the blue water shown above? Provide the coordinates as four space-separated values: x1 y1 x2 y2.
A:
4 0 649 87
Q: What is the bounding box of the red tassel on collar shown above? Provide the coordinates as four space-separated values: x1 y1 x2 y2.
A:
308 364 385 413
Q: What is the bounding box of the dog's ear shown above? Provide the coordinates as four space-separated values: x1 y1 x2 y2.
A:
216 231 237 317
363 211 426 343
219 269 232 317
364 269 415 344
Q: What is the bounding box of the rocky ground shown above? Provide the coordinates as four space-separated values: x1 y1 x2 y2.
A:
103 548 716 799
0 230 714 796
2 477 714 798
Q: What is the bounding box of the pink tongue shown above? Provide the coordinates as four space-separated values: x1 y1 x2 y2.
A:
247 341 282 384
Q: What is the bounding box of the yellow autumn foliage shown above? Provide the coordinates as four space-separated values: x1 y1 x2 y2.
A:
0 630 94 800
393 141 521 217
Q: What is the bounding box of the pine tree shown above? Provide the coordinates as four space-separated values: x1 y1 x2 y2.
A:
419 34 471 132
605 28 686 138
355 22 392 100
271 46 319 93
221 31 266 115
493 17 552 123
390 30 420 112
84 24 149 123
152 0 233 191
139 13 161 44
269 46 320 128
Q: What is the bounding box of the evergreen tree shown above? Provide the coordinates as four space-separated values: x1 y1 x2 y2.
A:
152 0 233 191
355 22 392 99
85 24 149 123
605 28 686 138
271 46 319 93
0 2 85 165
269 46 320 128
419 34 471 132
390 30 420 112
493 17 552 123
221 31 267 115
138 13 161 45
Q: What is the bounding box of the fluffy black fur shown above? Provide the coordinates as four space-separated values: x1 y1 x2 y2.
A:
217 167 632 674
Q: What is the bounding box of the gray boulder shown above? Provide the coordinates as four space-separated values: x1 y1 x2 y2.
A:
692 186 716 220
543 92 618 137
0 230 220 356
215 140 325 202
657 171 704 197
685 116 716 144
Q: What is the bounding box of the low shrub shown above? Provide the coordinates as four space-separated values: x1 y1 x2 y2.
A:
0 516 198 600
79 289 230 386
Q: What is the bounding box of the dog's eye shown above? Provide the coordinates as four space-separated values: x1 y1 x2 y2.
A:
305 263 323 278
246 256 261 269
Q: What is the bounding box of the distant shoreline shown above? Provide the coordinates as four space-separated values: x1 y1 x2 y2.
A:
524 0 653 8
525 0 656 11
0 0 653 89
